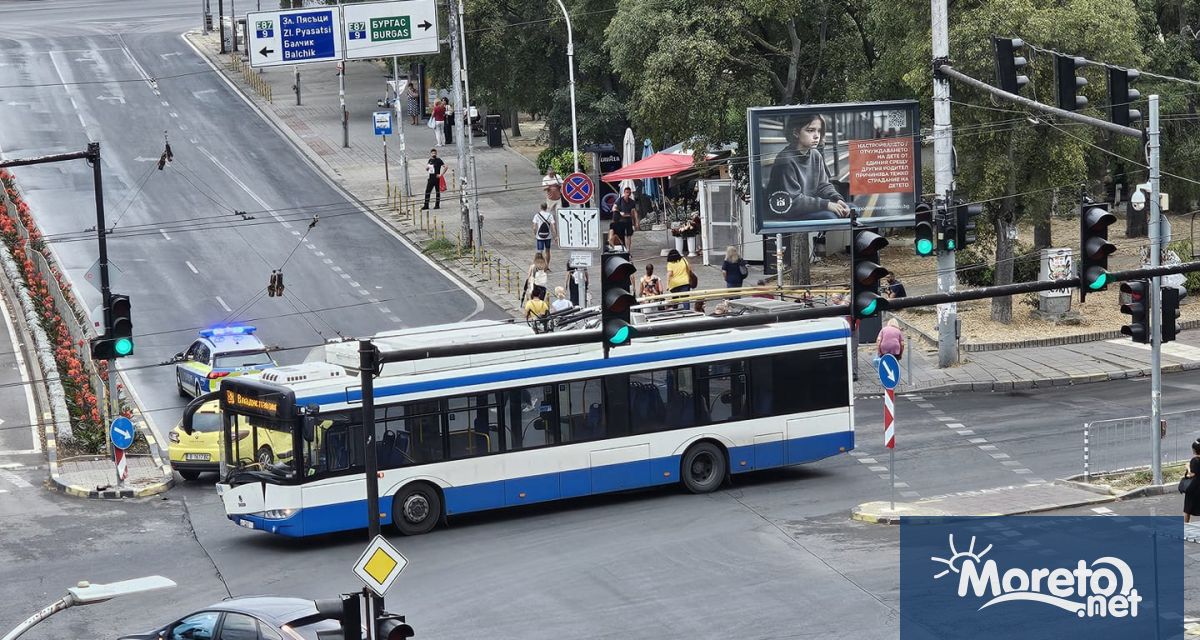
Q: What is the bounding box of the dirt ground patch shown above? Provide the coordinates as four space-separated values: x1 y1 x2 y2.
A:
507 116 548 166
806 211 1197 345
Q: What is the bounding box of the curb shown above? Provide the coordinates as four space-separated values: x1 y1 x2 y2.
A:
851 482 1117 525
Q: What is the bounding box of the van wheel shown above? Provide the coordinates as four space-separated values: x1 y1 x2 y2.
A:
393 483 441 536
681 442 726 494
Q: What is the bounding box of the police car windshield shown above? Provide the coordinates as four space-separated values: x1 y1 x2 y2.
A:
215 351 273 369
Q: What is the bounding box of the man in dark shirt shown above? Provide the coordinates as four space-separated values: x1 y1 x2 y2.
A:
886 275 907 299
422 148 446 210
616 187 639 251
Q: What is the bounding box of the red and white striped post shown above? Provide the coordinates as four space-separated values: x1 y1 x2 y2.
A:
883 387 896 510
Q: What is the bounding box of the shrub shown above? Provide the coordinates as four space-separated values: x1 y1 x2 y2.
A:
1169 239 1200 295
536 148 589 176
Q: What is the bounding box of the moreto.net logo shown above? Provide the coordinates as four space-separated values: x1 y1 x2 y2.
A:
931 534 1141 619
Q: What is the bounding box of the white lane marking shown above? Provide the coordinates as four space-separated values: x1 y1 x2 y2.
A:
1013 468 1034 474
989 453 1010 459
159 229 171 241
0 291 39 453
340 274 351 280
956 430 975 435
0 470 31 488
314 251 325 257
185 261 199 274
330 265 343 272
215 296 232 312
358 289 370 296
378 307 391 314
348 281 360 288
978 445 998 451
859 458 878 464
117 41 156 90
322 258 334 265
946 423 965 429
169 112 179 119
195 146 282 223
388 316 401 323
0 489 7 494
868 466 888 472
0 462 21 470
161 100 170 107
968 438 988 444
0 450 37 456
47 51 91 134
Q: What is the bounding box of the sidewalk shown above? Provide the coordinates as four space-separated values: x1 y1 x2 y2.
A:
851 481 1116 524
854 326 1200 397
186 33 760 318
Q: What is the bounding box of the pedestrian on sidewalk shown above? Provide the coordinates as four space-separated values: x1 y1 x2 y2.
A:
542 168 562 216
422 148 446 210
432 98 447 147
525 252 550 303
606 222 626 252
886 275 907 299
666 249 693 310
1184 440 1200 523
443 98 455 145
721 245 748 289
533 203 556 266
639 263 663 299
616 187 639 252
524 287 549 321
406 83 420 125
876 317 904 360
550 286 573 314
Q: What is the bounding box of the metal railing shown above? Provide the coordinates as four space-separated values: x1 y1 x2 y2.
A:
1083 409 1200 480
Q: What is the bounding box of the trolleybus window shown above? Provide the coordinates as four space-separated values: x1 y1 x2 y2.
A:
696 361 748 424
557 379 604 444
506 384 554 450
447 393 501 458
750 348 848 416
630 367 694 433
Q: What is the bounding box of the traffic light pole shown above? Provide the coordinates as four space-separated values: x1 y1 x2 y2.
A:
1149 95 1163 486
931 0 958 368
358 340 385 636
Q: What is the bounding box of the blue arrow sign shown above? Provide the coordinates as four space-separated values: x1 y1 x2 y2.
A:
109 416 135 450
877 353 900 390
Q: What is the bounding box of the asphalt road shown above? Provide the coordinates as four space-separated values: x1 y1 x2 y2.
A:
0 0 501 443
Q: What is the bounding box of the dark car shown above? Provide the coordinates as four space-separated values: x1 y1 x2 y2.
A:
118 596 340 640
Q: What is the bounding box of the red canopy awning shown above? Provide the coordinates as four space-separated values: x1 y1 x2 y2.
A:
601 152 697 181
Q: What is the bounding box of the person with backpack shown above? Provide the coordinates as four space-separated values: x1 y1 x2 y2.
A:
532 203 556 267
721 245 748 289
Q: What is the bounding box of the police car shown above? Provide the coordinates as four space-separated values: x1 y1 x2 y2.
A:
175 326 277 398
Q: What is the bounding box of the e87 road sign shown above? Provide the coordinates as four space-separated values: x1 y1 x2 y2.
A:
248 6 344 68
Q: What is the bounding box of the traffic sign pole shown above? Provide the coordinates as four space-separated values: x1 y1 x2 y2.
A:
884 387 895 511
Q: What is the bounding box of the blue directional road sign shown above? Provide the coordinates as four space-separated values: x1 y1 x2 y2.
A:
247 7 344 69
876 353 900 390
109 416 135 450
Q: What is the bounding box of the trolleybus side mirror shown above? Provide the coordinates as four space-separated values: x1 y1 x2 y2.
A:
302 416 316 443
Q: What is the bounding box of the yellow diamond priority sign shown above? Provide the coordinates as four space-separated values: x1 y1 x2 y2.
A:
352 535 408 597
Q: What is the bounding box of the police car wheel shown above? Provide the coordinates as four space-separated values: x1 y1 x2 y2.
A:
193 380 203 398
177 374 189 398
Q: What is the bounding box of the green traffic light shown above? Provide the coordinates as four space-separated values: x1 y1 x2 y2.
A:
608 325 630 345
916 239 933 255
1088 273 1107 290
947 239 956 250
114 337 133 356
859 299 877 317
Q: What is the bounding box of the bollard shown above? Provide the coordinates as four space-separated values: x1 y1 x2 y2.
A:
496 259 502 287
906 336 912 385
505 165 509 190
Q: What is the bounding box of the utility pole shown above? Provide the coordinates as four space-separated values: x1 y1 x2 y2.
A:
218 0 226 54
231 0 237 53
931 0 958 367
447 0 471 249
457 0 482 252
339 61 349 148
1149 94 1163 486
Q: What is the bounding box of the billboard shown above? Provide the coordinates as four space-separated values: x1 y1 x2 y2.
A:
747 100 921 233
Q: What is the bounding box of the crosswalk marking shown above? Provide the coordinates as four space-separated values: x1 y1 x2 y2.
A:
1107 338 1200 361
0 470 31 489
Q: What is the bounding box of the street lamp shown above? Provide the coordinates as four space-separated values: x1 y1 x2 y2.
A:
552 0 580 173
2 576 177 640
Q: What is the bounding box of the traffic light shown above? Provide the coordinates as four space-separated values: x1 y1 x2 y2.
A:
1079 202 1116 301
1162 286 1181 343
1119 279 1149 344
913 202 935 256
314 593 362 640
993 37 1029 95
851 227 889 319
1054 54 1088 111
89 293 133 360
939 201 957 252
955 200 984 249
377 613 415 640
600 250 637 348
1107 66 1142 128
268 270 285 297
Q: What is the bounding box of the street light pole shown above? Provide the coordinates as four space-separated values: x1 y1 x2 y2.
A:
2 576 175 640
552 0 579 173
1149 94 1163 486
457 0 482 252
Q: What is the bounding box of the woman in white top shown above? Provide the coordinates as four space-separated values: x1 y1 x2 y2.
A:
525 252 550 302
550 286 574 313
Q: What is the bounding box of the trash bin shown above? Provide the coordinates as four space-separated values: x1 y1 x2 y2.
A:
486 115 502 148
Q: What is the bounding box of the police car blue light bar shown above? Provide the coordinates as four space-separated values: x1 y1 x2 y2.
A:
199 325 257 338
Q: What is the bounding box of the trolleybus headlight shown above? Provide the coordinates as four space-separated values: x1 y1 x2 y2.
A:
262 508 297 519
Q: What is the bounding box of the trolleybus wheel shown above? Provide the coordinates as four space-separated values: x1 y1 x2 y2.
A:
681 442 725 494
393 482 442 536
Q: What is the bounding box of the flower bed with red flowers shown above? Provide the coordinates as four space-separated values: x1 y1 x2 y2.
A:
0 169 135 454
